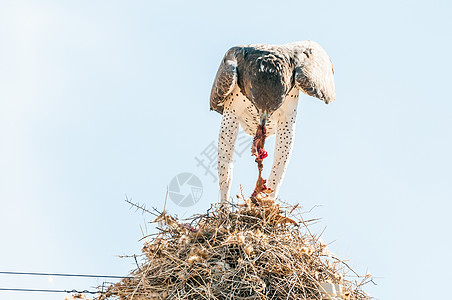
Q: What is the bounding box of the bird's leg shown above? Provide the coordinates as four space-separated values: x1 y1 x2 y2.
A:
267 109 297 199
218 109 239 205
251 124 271 204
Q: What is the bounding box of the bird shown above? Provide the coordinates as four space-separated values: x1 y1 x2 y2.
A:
210 41 335 204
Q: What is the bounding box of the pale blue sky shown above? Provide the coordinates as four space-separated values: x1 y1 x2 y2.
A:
1 0 451 299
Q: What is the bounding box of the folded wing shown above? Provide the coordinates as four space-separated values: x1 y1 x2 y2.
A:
294 41 335 104
210 48 238 114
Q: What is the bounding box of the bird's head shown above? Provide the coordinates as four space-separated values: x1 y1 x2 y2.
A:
248 79 287 124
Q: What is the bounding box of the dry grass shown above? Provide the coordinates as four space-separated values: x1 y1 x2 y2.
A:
95 194 372 300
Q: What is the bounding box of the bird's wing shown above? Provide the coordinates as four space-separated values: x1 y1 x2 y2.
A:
210 48 238 114
293 41 335 104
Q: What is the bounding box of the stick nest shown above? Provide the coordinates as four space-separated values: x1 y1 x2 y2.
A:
97 196 371 300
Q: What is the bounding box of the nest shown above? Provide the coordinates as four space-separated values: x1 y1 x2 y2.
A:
96 195 371 300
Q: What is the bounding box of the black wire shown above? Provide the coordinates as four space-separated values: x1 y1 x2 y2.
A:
0 271 131 279
0 287 99 294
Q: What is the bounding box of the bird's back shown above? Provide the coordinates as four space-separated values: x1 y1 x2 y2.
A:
233 44 295 113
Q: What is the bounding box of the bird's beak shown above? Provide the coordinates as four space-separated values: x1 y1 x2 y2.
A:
260 111 268 127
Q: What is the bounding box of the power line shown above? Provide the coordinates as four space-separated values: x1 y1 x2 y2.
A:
0 287 99 294
0 271 132 279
